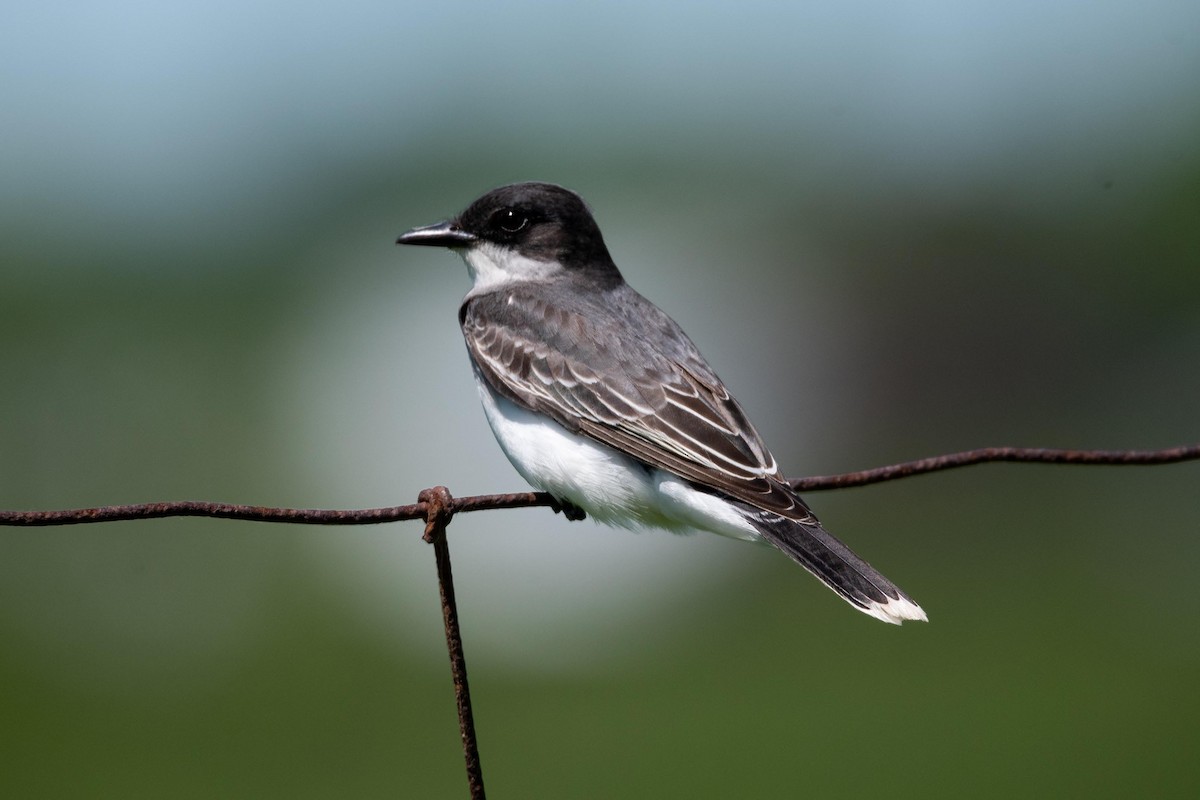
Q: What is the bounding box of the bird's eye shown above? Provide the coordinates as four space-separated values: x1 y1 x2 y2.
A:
493 209 529 234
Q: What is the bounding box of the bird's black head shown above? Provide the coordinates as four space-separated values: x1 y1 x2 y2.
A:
397 182 621 282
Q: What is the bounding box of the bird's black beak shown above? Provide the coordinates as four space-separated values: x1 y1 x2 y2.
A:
396 220 477 248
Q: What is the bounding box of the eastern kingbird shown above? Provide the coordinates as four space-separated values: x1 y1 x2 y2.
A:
397 182 926 624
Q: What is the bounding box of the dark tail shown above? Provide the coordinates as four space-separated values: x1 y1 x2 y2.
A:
747 510 927 624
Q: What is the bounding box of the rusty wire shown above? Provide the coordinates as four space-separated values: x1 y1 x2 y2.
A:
1 443 1196 527
419 486 485 800
788 442 1200 490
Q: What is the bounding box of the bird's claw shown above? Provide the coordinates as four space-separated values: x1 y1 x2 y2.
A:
549 497 587 522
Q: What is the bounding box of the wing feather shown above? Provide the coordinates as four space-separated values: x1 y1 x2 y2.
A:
461 284 816 521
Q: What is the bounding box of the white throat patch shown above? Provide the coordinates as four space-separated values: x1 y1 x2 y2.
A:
461 241 565 299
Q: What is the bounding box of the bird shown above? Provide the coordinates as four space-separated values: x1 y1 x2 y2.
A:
396 182 926 625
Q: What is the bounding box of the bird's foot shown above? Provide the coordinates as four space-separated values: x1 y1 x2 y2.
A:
549 497 587 522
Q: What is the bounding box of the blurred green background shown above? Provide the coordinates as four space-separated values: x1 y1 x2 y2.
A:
2 2 1199 797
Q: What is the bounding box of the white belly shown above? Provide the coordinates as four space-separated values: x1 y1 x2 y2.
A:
475 376 760 542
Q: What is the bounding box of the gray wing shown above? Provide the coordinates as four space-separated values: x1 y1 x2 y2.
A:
460 284 817 521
